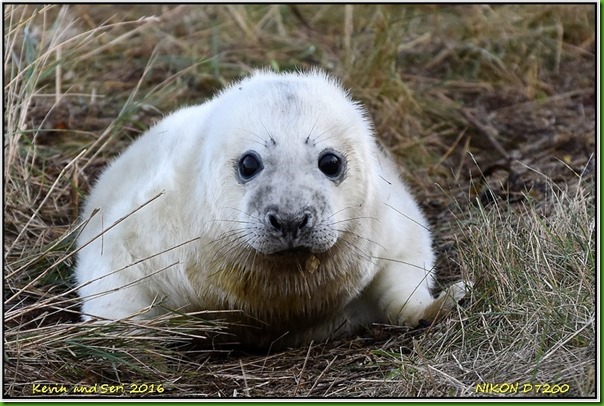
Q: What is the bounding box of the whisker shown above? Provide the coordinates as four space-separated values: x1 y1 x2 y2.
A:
310 121 355 146
331 216 380 226
336 228 384 252
335 236 375 264
383 203 430 232
373 256 435 273
208 228 248 245
325 206 360 221
208 231 252 263
222 207 259 220
258 118 277 146
304 114 322 145
207 218 257 226
235 127 271 147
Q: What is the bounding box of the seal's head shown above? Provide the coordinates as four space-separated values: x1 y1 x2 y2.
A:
200 70 379 259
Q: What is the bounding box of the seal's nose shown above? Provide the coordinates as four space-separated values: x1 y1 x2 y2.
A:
266 209 313 239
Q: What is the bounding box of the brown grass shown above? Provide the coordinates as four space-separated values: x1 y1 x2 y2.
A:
3 4 596 398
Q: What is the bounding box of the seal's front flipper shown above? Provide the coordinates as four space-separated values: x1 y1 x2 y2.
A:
419 280 473 326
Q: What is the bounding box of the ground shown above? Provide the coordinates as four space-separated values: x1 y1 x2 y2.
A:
3 4 597 399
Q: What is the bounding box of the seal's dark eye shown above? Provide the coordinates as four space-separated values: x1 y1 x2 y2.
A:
318 152 343 178
238 152 263 181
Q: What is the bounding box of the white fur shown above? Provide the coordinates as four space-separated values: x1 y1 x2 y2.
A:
75 70 468 346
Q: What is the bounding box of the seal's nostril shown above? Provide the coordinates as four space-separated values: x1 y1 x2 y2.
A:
299 213 309 229
268 214 281 230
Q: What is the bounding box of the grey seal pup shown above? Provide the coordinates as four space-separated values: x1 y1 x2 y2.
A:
75 69 469 348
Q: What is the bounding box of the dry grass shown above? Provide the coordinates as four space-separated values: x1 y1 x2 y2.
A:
3 4 597 399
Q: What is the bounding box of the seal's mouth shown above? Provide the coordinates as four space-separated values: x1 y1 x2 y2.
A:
269 247 313 257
